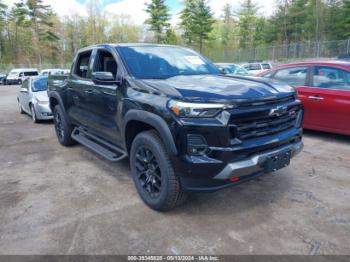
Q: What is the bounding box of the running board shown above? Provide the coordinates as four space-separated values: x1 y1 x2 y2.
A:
71 127 127 162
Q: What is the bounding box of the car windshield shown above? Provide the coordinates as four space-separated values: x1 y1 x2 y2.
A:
32 78 48 92
9 71 18 76
117 46 220 79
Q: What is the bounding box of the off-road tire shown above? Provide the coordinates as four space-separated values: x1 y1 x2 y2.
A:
130 130 187 211
53 105 76 146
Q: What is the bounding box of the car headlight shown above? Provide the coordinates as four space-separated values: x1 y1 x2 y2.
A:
168 100 232 118
37 100 49 106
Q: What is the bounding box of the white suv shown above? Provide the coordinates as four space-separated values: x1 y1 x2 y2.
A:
6 68 39 85
242 62 273 76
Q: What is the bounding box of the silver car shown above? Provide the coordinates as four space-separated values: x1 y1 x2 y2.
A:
17 76 53 123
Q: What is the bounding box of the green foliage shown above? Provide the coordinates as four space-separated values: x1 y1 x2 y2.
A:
179 0 214 52
145 0 170 43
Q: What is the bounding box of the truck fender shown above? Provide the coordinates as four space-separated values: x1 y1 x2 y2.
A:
48 91 69 120
123 110 178 155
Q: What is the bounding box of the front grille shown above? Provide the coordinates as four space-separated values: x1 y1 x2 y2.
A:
230 105 301 141
236 95 295 108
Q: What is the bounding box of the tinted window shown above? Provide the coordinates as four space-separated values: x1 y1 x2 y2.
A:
93 49 118 79
117 46 220 79
24 71 38 76
262 63 271 69
32 78 48 92
74 51 92 78
313 66 350 90
245 64 262 71
273 67 308 86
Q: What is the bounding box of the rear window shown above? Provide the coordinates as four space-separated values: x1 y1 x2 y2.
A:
245 64 262 71
262 64 271 69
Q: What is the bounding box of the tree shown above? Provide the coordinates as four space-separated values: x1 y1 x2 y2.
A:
179 0 196 45
340 0 350 38
237 0 258 48
180 0 214 52
26 0 60 65
145 0 170 43
164 28 178 44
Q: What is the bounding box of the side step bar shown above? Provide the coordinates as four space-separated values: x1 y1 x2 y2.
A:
71 127 127 162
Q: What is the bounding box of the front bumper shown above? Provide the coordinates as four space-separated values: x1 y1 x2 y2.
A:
34 103 53 120
214 141 303 180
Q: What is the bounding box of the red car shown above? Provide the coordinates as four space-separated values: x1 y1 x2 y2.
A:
258 61 350 136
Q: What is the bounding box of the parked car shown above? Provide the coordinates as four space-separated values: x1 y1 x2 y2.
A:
0 74 6 85
48 44 303 211
214 63 249 75
40 69 70 76
6 68 39 85
17 75 53 123
258 61 350 136
243 61 273 75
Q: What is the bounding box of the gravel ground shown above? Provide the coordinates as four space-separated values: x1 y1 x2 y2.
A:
0 85 349 255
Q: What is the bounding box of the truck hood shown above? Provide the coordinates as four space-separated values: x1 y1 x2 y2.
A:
141 75 295 103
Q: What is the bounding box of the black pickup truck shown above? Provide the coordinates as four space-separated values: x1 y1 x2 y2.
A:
48 44 303 211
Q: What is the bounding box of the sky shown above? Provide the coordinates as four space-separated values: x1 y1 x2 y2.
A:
3 0 276 25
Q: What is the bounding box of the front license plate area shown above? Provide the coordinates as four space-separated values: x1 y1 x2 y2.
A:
264 150 291 173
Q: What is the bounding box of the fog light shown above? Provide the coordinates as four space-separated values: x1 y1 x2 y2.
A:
187 134 208 156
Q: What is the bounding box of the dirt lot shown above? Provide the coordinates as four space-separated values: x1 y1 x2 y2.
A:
0 85 349 255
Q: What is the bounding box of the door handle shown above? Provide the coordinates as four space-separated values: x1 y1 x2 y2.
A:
85 90 94 95
308 96 324 100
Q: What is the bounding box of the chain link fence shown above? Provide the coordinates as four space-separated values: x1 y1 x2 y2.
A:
1 39 350 73
206 39 350 63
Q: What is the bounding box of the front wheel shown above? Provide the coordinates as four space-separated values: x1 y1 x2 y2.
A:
130 130 186 211
31 104 39 123
18 100 24 114
53 105 76 146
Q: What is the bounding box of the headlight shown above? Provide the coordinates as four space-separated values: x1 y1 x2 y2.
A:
168 100 232 118
37 100 49 106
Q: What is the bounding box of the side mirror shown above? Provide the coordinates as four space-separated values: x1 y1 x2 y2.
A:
20 88 28 93
92 72 120 85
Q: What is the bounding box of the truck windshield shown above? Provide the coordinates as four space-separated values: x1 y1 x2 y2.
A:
117 46 220 79
32 78 48 92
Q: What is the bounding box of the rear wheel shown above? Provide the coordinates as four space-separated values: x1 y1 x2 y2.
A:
130 130 186 211
53 105 76 146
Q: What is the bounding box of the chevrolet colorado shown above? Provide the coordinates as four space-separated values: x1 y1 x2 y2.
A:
48 44 304 211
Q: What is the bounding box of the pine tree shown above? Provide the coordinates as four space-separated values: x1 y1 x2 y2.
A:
145 0 170 43
180 0 214 52
180 0 196 45
237 0 258 48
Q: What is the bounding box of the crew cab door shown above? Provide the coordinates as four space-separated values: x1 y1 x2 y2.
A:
89 47 123 145
68 49 97 128
303 66 350 134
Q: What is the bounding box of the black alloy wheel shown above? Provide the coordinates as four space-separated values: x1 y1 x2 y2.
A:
135 145 162 199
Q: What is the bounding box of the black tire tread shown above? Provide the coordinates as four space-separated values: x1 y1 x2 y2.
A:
131 130 186 211
53 105 76 146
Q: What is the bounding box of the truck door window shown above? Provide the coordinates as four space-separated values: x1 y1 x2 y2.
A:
93 49 118 80
74 51 92 79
